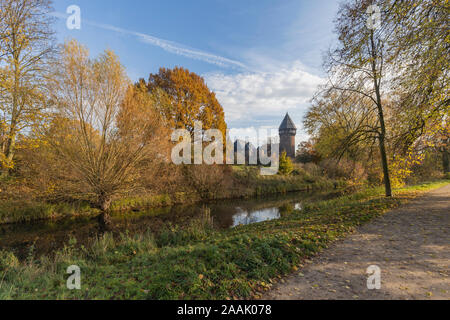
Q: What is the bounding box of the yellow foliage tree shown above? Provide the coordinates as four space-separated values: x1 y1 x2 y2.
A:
46 40 168 226
0 0 56 176
278 151 293 175
145 67 227 138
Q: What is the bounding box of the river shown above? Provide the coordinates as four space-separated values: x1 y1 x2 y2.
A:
0 189 344 259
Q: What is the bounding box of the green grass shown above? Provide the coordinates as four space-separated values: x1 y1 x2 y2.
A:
0 200 97 225
0 180 448 300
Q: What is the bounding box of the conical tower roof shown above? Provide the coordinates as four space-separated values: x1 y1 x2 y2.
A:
279 113 297 130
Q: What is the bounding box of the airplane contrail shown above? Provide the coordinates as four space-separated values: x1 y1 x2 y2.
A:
51 12 248 70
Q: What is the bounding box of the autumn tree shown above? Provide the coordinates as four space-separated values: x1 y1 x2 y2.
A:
306 90 381 162
0 0 56 176
296 140 321 164
46 40 168 225
306 0 448 189
438 126 450 174
278 151 293 175
388 0 449 143
384 0 449 179
312 0 399 196
144 67 227 137
416 121 450 175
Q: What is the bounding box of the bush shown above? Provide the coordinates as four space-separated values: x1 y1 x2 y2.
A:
0 250 19 271
291 164 306 176
233 166 259 187
320 158 367 183
407 151 446 184
367 165 383 186
183 165 233 200
278 152 293 175
303 163 323 177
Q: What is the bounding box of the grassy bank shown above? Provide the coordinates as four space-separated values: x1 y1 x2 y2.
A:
0 171 340 225
0 180 447 299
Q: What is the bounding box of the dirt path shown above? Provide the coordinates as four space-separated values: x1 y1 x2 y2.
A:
264 184 450 300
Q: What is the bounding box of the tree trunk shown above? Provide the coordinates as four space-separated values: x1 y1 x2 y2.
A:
378 134 392 197
443 148 449 174
374 92 392 197
98 194 112 212
98 210 112 225
1 131 16 178
96 193 113 231
2 47 20 178
370 31 392 197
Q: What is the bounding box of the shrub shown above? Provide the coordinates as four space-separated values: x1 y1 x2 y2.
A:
0 250 19 271
278 152 293 175
183 165 233 200
233 166 259 187
291 164 307 176
320 158 367 183
367 165 383 186
303 162 323 177
406 151 446 184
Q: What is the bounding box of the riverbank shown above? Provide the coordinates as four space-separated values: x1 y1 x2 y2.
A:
0 172 343 225
0 180 447 299
0 188 347 260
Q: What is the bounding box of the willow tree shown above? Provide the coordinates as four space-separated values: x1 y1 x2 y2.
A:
0 0 56 176
47 40 168 225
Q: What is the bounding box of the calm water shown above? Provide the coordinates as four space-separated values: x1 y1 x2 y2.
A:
0 190 343 259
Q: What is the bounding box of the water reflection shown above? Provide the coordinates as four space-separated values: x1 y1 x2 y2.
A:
232 207 280 227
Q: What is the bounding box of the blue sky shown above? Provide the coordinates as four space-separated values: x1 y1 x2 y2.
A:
52 0 340 145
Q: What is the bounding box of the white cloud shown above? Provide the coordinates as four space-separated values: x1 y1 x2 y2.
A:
204 61 324 144
51 12 247 70
205 61 324 123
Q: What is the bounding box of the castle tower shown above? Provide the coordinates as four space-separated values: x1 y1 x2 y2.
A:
279 113 297 159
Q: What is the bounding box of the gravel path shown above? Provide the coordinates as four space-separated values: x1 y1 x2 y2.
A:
264 184 450 300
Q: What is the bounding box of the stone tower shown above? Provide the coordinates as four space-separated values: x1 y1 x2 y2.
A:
279 113 297 159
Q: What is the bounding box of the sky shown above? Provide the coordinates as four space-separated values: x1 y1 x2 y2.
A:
52 0 341 146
